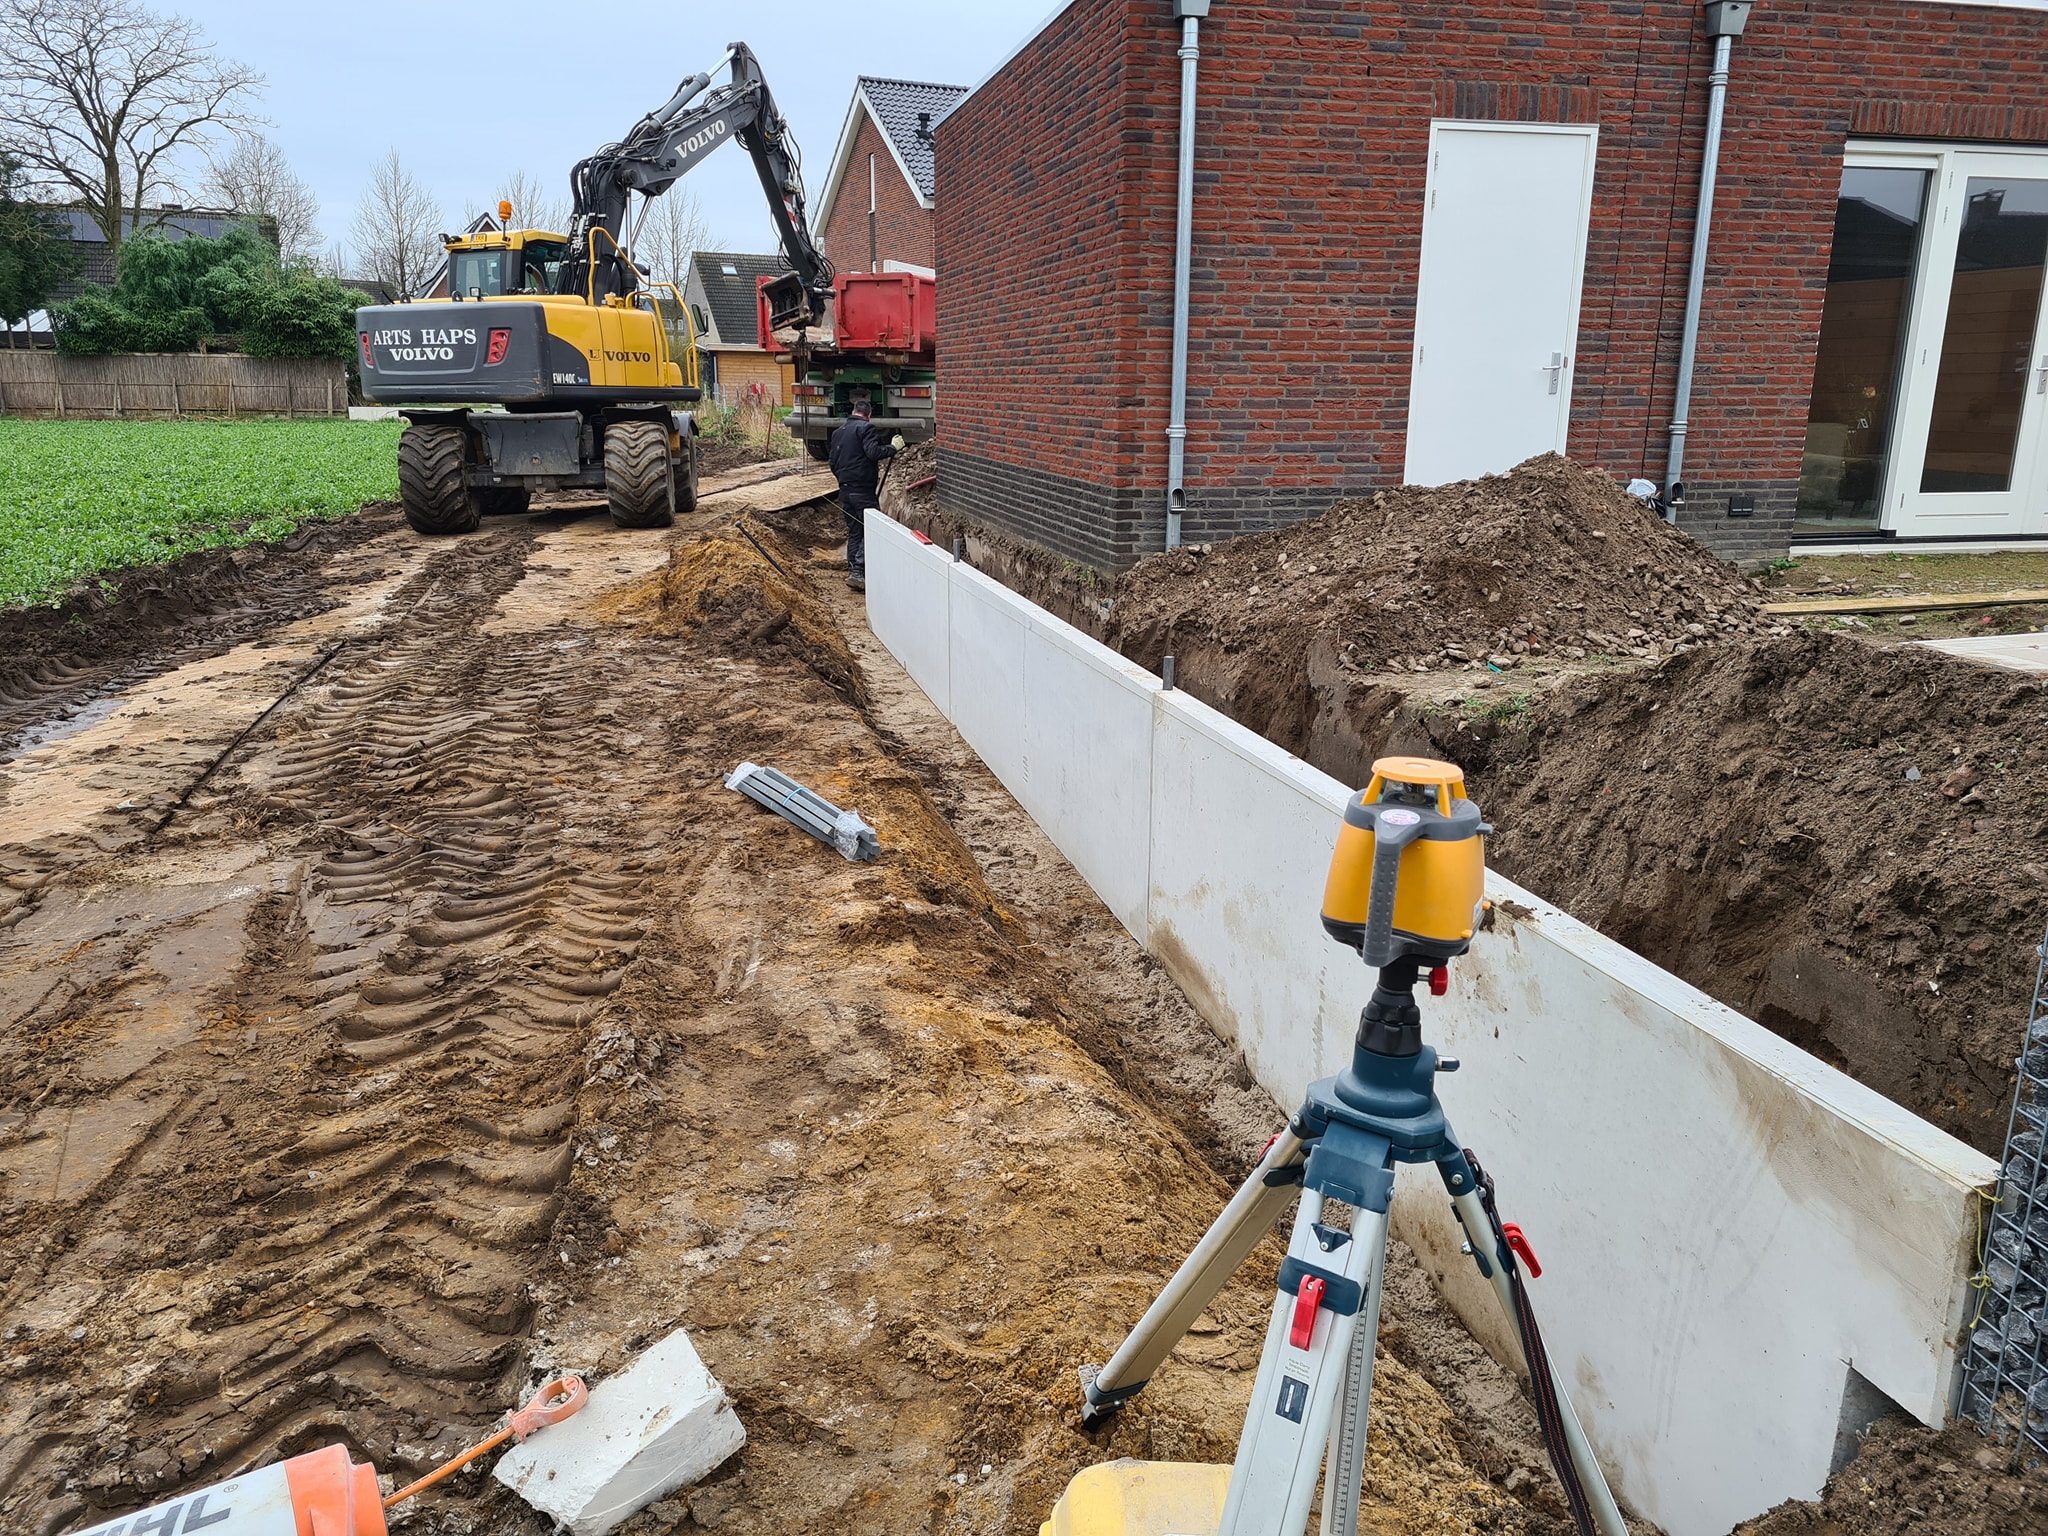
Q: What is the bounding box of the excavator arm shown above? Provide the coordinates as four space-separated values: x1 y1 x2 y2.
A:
562 42 832 325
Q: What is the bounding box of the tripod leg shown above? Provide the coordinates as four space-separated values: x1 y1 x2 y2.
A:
1082 1128 1308 1426
1219 1192 1387 1536
1319 1231 1386 1536
1446 1180 1627 1536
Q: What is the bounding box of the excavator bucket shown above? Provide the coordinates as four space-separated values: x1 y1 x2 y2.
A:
760 270 818 332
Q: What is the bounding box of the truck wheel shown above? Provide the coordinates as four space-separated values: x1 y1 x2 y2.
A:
477 487 531 517
605 421 674 529
674 434 700 514
398 424 481 536
804 437 830 463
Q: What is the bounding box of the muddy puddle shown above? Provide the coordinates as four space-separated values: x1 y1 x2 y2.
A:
0 500 1550 1536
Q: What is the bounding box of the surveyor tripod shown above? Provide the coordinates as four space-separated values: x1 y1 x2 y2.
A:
1078 952 1628 1536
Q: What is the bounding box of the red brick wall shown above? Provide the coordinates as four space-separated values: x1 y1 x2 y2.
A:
822 111 936 278
935 0 2048 568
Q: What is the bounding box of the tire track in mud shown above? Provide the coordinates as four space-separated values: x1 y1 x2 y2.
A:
0 510 410 761
0 522 666 1531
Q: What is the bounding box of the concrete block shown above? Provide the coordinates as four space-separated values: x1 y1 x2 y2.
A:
494 1330 744 1535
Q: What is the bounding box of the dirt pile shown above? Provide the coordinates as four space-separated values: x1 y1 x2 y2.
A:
1462 630 2048 1152
1108 455 1768 675
0 504 1525 1536
1735 1418 2048 1535
599 522 866 704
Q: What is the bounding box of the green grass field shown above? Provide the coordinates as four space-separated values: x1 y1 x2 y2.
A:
0 418 402 608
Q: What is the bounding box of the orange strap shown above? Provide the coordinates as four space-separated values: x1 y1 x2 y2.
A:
382 1375 588 1510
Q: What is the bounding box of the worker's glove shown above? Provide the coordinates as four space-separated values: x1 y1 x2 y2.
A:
891 435 906 451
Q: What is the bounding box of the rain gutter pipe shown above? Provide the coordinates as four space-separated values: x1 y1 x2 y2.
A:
1165 0 1208 551
1664 0 1752 522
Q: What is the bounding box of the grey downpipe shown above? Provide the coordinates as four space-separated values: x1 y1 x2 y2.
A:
1664 1 1751 522
1165 1 1208 551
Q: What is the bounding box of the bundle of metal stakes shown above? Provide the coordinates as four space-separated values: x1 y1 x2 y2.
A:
725 761 881 862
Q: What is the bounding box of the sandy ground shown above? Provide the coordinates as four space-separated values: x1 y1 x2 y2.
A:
0 484 1565 1535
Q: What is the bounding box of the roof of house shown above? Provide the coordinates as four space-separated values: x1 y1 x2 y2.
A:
47 206 269 244
687 251 788 346
814 76 968 230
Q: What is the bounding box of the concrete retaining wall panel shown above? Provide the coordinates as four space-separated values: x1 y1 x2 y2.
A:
1389 885 1991 1535
863 511 950 714
942 559 1030 793
1148 688 1366 1071
1018 604 1157 940
864 517 1999 1533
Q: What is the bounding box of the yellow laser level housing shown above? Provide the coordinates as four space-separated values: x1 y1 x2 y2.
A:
1038 1460 1230 1536
1321 757 1488 967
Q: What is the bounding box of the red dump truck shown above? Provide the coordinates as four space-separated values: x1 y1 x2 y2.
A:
757 269 936 461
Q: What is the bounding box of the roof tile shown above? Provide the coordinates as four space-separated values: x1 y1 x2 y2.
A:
858 77 968 200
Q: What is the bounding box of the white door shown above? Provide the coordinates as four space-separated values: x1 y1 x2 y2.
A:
1883 151 2048 537
1404 122 1599 487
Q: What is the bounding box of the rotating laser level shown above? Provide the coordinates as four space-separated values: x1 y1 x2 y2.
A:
1050 759 1626 1536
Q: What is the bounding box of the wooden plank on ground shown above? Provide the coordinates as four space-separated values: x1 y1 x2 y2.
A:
1761 588 2048 617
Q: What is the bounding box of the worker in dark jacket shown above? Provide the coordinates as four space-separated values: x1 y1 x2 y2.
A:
828 396 901 591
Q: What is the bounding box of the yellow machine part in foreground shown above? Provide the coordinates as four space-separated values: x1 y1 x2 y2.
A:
1040 1461 1230 1536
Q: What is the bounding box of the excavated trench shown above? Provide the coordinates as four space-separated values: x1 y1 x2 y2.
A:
884 453 2046 1158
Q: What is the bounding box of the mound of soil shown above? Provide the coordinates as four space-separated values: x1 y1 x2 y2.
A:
1463 630 2048 1152
1108 455 1769 677
599 524 867 705
1735 1417 2048 1534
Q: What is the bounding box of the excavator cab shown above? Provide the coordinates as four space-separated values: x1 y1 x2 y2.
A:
444 229 572 298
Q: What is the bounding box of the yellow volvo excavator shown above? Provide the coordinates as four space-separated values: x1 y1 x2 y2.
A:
355 42 830 535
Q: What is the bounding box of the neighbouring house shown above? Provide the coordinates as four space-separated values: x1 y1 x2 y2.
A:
936 1 2048 570
683 251 796 407
45 206 279 301
813 76 967 278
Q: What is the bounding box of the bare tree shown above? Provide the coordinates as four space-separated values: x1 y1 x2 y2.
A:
349 149 442 298
493 169 568 236
202 131 319 261
632 185 718 289
0 0 260 260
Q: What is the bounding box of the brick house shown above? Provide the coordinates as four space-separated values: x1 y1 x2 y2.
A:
682 251 796 407
814 77 967 277
936 0 2048 569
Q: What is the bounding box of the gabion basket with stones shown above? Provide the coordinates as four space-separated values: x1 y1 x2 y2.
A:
1961 922 2048 1457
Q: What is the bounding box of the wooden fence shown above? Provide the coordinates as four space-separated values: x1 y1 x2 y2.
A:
0 352 347 419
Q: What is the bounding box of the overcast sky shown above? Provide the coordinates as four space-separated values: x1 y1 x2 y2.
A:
180 0 1062 266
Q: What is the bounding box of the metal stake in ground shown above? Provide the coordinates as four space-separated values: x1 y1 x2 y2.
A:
1055 758 1627 1536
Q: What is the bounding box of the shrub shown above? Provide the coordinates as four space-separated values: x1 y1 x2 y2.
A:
53 221 364 360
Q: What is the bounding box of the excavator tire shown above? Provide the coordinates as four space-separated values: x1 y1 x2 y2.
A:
675 433 700 515
477 487 532 517
606 421 675 529
804 437 831 464
398 424 482 536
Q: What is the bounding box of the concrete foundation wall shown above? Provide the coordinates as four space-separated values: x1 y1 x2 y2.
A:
866 507 2000 1535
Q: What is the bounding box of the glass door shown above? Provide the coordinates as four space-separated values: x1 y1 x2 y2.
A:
1795 166 1932 536
1885 151 2048 537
